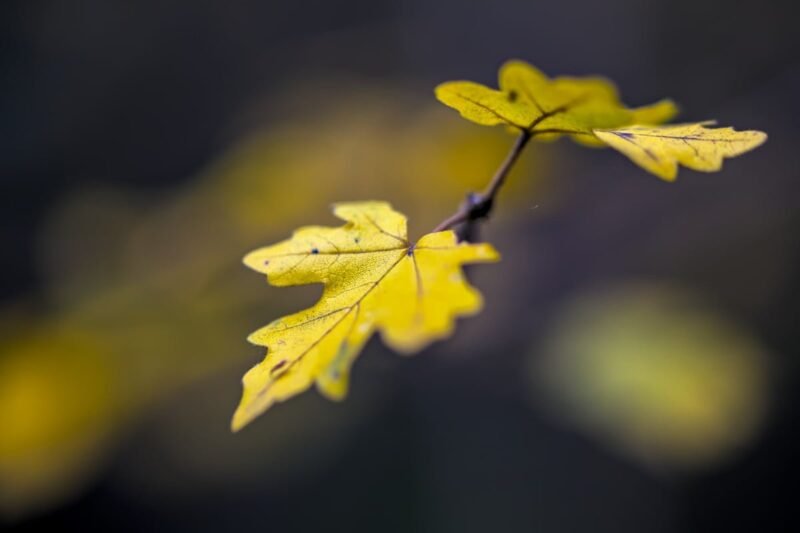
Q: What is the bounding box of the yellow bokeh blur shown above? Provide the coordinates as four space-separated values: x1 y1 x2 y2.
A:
0 327 120 516
0 83 546 517
531 283 771 470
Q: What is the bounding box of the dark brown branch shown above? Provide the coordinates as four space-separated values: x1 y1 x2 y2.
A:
432 129 532 238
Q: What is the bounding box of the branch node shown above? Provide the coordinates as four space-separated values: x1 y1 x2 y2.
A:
432 130 531 239
466 192 492 220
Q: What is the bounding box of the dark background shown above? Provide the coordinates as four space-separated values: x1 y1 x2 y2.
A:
1 1 798 531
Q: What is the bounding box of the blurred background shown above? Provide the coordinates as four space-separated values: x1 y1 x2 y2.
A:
1 1 798 531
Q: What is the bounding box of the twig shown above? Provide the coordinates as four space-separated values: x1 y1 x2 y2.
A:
432 130 531 238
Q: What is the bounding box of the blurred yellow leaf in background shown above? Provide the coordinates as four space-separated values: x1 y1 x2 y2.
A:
0 85 544 517
531 284 770 470
0 329 120 517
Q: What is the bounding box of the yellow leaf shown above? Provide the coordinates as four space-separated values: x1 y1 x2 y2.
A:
233 201 498 430
436 60 766 180
593 123 768 181
435 60 677 145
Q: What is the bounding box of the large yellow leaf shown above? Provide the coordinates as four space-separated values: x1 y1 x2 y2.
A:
233 201 498 430
435 60 677 145
593 123 768 181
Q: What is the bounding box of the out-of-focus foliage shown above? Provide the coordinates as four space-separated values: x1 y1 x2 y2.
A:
531 283 770 470
0 85 545 517
0 328 120 516
235 202 498 430
436 60 765 180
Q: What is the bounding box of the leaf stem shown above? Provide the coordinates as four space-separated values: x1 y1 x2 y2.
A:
432 129 532 237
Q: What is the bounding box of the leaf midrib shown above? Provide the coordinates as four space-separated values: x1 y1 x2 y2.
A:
251 248 409 407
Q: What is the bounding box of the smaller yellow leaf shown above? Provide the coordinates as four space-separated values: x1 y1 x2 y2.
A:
436 60 677 146
434 81 534 129
594 123 767 181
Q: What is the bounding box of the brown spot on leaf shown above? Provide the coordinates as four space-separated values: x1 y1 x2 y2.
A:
270 359 288 374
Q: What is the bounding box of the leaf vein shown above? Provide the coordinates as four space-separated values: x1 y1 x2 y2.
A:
253 250 407 403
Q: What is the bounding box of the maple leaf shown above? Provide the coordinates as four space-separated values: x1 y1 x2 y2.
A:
593 122 768 181
233 201 498 431
435 60 678 144
435 60 766 180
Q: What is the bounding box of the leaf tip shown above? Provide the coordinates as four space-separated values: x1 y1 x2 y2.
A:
478 242 501 262
658 168 679 182
230 407 248 433
433 81 454 100
316 377 349 402
242 249 268 274
750 130 769 148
